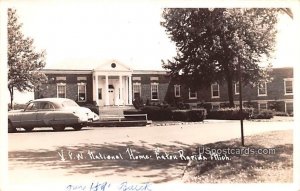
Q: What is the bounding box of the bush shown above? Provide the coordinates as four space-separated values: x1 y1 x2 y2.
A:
207 107 254 120
172 110 189 121
252 110 274 119
132 97 144 109
274 111 289 116
175 102 191 110
141 106 173 121
172 109 206 122
124 106 173 121
8 103 27 111
189 109 207 121
124 107 206 122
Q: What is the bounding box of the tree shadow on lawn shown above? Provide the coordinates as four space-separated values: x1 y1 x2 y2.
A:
183 140 293 183
9 141 192 183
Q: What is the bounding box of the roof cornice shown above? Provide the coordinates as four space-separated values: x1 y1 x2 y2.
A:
42 69 93 74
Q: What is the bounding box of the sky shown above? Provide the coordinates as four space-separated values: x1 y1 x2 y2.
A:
3 0 300 103
8 1 299 70
8 1 177 70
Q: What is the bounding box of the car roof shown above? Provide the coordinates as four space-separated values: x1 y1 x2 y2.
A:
31 98 74 104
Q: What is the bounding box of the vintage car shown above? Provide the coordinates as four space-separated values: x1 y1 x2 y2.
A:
8 98 99 133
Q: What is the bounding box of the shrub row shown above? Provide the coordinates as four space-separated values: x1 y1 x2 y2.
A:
206 108 275 120
8 103 27 111
207 108 254 120
274 111 290 117
124 107 275 121
251 110 274 119
124 106 207 122
142 106 173 121
172 109 207 122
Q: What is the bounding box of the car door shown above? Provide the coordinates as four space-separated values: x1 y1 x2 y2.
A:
20 102 39 127
36 101 55 127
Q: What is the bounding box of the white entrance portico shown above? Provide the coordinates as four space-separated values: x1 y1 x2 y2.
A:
93 60 133 106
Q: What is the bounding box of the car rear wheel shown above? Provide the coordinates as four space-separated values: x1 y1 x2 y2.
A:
52 126 65 131
73 126 82 131
8 121 16 133
24 127 34 132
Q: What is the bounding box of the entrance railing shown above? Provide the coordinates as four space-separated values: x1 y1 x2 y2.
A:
99 114 148 122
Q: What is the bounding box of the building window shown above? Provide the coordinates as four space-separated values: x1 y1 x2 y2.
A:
211 83 220 98
98 88 102 100
133 83 141 100
258 82 267 96
57 84 66 98
235 82 239 95
189 88 197 99
258 102 267 111
284 78 293 95
151 83 159 100
174 85 181 97
78 84 86 102
285 101 293 114
234 102 246 109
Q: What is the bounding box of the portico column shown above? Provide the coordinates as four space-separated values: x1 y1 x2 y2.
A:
93 74 96 102
105 75 109 106
125 76 128 105
119 75 123 105
128 75 132 105
95 74 99 106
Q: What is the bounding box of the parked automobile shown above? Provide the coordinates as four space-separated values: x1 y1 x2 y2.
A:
82 103 99 115
8 98 99 133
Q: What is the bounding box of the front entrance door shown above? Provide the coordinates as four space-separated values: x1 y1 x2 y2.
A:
108 89 114 105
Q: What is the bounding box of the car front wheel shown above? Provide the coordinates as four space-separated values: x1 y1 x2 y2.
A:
73 125 82 131
52 126 65 131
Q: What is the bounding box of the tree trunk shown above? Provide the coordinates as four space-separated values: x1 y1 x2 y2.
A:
9 87 14 110
225 71 234 108
224 61 234 107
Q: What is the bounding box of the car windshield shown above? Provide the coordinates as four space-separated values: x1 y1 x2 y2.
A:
61 100 79 107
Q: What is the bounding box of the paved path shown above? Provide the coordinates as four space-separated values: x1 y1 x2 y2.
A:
8 119 294 191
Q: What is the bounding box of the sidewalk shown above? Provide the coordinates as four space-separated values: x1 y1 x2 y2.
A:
150 116 294 126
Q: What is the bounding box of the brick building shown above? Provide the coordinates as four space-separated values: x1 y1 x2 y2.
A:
35 61 293 114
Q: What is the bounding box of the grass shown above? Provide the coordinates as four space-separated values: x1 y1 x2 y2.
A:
182 130 293 183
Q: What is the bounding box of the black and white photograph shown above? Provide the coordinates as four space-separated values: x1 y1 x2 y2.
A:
0 0 299 191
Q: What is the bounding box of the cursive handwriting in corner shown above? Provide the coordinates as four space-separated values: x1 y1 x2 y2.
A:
119 182 151 191
66 181 110 191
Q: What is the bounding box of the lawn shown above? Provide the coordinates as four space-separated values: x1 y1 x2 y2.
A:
182 130 293 183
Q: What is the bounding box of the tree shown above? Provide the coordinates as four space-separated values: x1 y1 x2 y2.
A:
8 8 47 109
280 8 293 19
161 8 284 107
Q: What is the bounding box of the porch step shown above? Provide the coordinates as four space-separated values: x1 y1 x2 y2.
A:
90 120 150 127
99 106 135 120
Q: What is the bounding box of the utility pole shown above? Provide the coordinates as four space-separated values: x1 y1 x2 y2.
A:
237 57 244 146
